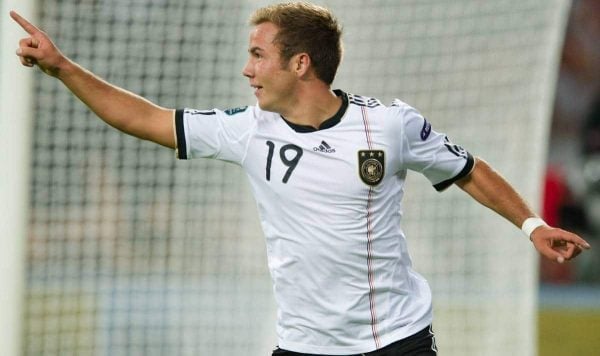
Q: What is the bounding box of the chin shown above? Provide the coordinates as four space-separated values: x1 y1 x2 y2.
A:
258 100 277 113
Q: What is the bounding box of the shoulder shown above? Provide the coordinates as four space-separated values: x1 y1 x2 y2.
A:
343 92 420 125
189 104 278 125
219 104 280 125
344 92 414 116
390 98 410 110
346 92 384 109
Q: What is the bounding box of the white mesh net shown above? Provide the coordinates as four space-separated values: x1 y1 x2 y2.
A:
24 0 569 355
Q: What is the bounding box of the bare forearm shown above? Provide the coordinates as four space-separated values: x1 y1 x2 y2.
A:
456 158 535 227
11 11 175 148
456 157 591 262
57 60 175 147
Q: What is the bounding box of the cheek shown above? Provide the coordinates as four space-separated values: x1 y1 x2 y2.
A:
261 61 284 77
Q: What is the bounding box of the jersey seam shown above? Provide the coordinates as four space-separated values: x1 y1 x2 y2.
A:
212 110 254 164
239 116 258 166
211 116 228 159
398 104 412 175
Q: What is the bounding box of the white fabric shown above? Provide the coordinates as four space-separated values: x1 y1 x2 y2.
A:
521 217 547 239
175 91 472 354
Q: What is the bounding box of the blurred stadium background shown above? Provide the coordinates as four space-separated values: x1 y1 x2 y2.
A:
1 0 599 355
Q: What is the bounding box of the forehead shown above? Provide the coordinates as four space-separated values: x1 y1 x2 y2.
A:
248 22 280 50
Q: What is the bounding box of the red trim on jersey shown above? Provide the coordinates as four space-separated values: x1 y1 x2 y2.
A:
366 187 381 349
361 106 381 349
361 107 373 150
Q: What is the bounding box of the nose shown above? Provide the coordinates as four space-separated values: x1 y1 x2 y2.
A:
242 59 253 78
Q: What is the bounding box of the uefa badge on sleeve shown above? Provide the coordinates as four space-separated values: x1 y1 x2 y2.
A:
358 150 385 186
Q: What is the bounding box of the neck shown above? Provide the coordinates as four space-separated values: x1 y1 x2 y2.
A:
279 82 342 129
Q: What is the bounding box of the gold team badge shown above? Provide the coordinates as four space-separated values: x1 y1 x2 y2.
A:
358 150 385 186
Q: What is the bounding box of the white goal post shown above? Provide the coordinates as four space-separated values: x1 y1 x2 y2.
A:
0 0 34 355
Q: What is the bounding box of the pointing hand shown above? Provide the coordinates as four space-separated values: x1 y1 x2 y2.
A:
10 10 68 77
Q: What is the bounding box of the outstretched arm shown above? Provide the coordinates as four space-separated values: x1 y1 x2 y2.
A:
456 158 591 263
10 11 175 148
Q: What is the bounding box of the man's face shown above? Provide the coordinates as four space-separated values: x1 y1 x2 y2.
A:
242 22 298 113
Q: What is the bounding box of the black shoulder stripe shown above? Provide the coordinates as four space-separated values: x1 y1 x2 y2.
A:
175 109 187 159
433 153 475 192
347 93 382 108
189 110 216 115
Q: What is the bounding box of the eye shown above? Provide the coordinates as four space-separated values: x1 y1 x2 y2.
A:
249 49 263 59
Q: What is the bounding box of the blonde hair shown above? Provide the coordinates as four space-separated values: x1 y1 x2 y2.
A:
250 2 343 85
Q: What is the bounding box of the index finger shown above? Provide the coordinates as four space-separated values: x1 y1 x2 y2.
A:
558 230 591 249
9 10 40 35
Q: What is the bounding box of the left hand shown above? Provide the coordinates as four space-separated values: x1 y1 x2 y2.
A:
530 225 591 264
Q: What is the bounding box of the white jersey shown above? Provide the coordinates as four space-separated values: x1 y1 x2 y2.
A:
175 90 473 355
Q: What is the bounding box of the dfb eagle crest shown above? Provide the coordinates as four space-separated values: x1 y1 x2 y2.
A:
358 150 385 186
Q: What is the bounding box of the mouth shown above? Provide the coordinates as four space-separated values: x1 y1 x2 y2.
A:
250 84 263 96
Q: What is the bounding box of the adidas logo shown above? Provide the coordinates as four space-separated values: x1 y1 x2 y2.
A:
313 140 336 153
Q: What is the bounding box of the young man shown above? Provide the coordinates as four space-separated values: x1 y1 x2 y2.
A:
11 2 591 355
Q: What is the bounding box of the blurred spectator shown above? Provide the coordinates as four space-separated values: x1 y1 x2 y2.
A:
541 166 588 283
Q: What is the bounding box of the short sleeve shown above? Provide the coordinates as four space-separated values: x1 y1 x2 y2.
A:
398 103 475 191
174 106 255 165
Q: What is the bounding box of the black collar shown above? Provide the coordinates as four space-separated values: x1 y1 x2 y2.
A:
281 89 348 133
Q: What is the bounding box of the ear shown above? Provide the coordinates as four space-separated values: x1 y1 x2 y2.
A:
290 53 312 78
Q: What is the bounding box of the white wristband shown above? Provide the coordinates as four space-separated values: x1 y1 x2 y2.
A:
521 217 547 240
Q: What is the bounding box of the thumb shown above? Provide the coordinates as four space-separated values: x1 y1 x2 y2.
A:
543 246 566 264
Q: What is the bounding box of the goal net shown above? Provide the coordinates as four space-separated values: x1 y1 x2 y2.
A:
21 0 569 355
